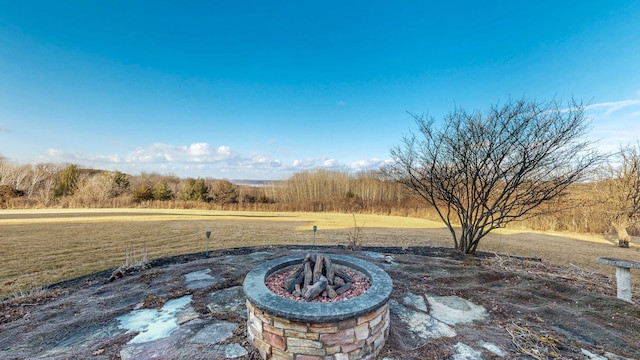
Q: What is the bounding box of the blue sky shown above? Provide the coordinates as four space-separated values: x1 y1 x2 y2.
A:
1 1 639 180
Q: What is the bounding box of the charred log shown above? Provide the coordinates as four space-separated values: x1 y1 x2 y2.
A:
303 275 328 301
280 253 366 301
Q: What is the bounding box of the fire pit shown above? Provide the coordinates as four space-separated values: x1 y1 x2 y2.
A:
243 253 393 360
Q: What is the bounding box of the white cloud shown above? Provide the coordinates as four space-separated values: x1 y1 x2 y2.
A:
350 158 392 172
585 98 640 153
288 158 349 172
292 159 316 168
46 148 122 163
586 99 640 117
322 158 344 169
286 157 390 174
0 124 9 134
46 148 63 157
248 153 281 168
188 142 212 156
215 145 233 158
41 142 393 180
43 142 291 179
119 143 238 164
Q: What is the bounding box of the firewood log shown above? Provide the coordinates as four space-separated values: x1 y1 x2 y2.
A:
284 266 304 292
293 283 302 298
335 269 353 283
303 253 313 271
285 271 304 294
323 256 335 285
303 261 312 293
335 282 352 295
313 254 324 283
326 285 338 299
304 275 328 301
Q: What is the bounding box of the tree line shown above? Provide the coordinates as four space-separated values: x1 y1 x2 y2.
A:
0 159 415 212
0 156 637 240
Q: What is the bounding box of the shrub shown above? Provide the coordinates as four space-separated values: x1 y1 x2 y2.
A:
53 164 80 198
179 178 209 202
210 179 238 204
0 185 24 208
108 170 130 198
152 180 173 201
132 185 153 203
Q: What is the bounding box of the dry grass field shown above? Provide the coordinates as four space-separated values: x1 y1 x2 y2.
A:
1 208 638 299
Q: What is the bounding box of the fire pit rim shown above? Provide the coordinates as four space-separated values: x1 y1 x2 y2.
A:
243 253 393 323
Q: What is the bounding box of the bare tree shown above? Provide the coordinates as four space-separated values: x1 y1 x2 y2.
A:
597 143 640 247
0 156 16 186
0 155 8 185
210 179 239 204
388 98 604 254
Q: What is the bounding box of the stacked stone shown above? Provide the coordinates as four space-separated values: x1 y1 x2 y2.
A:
247 300 390 360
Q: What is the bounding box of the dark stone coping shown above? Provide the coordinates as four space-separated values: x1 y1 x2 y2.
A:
243 254 393 323
598 257 640 269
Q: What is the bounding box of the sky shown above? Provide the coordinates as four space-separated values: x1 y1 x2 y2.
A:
1 1 639 180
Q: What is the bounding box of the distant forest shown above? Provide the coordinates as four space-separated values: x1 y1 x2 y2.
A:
0 157 637 238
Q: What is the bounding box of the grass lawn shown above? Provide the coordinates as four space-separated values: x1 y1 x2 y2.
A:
1 208 638 298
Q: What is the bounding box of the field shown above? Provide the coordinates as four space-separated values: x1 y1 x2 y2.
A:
1 208 639 299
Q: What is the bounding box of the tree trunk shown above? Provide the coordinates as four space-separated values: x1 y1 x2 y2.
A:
615 224 631 248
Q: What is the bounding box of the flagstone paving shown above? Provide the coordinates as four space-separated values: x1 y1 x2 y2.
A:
1 246 638 359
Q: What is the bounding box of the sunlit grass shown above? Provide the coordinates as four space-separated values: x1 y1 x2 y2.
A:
1 208 637 298
0 209 445 228
492 227 615 245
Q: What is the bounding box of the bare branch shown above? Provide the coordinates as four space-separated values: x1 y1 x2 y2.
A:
388 97 605 254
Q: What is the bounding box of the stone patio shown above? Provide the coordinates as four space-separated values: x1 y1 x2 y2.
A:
1 246 637 359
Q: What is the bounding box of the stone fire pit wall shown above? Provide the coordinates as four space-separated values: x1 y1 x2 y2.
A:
243 254 393 360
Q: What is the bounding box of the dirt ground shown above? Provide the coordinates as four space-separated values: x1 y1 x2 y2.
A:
1 245 639 359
